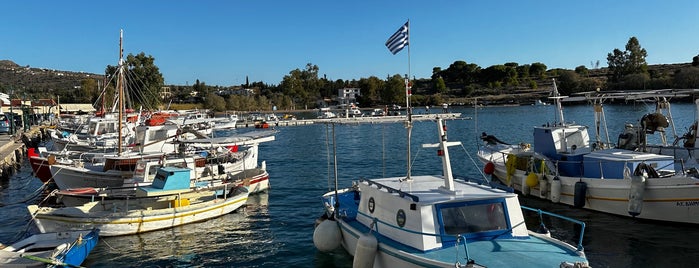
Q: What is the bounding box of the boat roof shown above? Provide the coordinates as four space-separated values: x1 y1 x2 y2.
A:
366 175 515 205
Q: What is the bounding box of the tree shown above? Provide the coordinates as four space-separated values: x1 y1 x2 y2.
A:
575 65 589 76
674 67 699 88
279 63 322 108
382 74 406 105
79 78 98 103
434 76 447 94
557 70 580 95
693 54 699 66
358 76 384 106
530 62 547 79
625 37 648 75
205 93 226 112
480 65 508 87
607 36 648 82
607 48 626 81
105 52 164 110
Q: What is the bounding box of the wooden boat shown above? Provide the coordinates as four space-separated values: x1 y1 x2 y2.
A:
48 144 260 190
28 167 249 236
314 116 589 267
0 229 99 267
52 166 270 207
478 79 699 224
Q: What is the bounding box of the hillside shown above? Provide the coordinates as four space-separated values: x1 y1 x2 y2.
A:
0 60 104 97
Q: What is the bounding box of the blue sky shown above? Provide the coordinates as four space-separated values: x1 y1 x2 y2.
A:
1 1 698 86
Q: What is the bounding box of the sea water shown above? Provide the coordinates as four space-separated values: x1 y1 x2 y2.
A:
1 102 698 267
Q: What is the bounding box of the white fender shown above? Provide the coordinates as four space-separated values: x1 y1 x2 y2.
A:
521 175 530 196
313 218 342 252
628 173 647 217
551 177 561 203
353 233 378 268
539 176 548 199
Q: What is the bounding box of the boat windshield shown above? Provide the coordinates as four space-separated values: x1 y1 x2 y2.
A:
440 202 508 235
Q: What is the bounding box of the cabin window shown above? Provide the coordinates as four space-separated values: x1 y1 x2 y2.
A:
153 129 169 140
439 202 508 235
566 132 586 151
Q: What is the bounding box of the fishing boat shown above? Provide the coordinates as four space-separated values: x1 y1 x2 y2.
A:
51 164 269 207
313 67 589 266
47 143 260 190
28 166 249 236
0 229 99 267
478 79 699 224
616 97 699 173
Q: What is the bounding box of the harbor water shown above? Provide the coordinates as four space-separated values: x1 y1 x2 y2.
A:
1 102 699 267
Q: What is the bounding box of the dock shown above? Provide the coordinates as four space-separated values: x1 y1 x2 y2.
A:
0 126 45 179
236 113 466 128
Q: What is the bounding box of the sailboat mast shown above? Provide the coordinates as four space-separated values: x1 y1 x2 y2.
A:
117 29 124 155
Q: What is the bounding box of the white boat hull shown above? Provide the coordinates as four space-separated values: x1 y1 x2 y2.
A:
28 187 248 236
50 145 259 190
479 147 699 224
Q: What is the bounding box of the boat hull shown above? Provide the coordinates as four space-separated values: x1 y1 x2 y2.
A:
28 187 249 236
49 145 259 190
479 146 699 224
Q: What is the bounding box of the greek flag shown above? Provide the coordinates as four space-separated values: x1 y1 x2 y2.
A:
385 21 409 55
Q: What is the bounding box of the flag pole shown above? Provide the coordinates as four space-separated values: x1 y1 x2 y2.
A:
405 19 412 181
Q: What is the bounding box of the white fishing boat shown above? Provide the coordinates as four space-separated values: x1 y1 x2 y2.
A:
0 229 99 267
313 63 589 266
28 167 249 236
478 79 699 224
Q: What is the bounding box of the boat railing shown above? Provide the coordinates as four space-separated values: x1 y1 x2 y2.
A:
360 179 419 202
520 205 586 251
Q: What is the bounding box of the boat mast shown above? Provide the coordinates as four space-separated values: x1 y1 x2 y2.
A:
117 29 124 155
551 78 566 125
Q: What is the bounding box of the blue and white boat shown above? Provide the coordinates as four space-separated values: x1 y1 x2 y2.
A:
478 79 699 224
314 117 589 267
0 229 99 267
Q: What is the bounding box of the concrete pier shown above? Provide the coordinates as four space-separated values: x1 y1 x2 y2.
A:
0 126 45 179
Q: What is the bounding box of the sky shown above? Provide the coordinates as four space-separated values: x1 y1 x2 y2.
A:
1 0 698 86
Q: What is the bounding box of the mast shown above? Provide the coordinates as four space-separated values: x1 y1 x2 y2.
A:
117 29 124 155
550 78 567 125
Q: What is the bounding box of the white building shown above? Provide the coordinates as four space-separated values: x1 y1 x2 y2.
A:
337 88 361 106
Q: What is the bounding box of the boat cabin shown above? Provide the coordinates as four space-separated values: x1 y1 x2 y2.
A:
534 124 593 177
136 167 192 197
353 176 529 251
